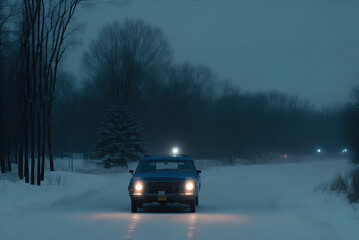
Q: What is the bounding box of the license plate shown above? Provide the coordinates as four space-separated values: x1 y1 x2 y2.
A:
158 195 167 201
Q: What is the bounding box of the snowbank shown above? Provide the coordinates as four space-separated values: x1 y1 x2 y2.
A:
0 171 108 214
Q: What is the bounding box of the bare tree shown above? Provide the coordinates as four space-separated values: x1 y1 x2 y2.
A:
347 86 359 163
0 0 127 183
166 63 218 102
20 0 86 185
83 18 173 106
0 0 19 174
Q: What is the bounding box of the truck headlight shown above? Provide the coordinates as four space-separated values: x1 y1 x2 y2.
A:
134 182 143 192
185 181 194 191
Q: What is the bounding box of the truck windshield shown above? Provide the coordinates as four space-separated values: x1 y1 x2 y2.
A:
136 160 194 173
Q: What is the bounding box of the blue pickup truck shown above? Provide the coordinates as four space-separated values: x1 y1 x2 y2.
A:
128 155 201 213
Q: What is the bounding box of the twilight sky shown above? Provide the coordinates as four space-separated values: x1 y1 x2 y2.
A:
64 0 359 106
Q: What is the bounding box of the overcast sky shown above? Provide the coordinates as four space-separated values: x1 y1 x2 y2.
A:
64 0 359 107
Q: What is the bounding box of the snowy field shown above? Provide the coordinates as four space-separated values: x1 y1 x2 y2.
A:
1 158 358 240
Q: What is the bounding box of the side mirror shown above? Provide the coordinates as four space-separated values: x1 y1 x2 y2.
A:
196 170 201 175
129 170 134 175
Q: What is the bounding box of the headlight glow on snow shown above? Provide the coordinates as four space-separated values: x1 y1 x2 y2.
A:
185 181 194 191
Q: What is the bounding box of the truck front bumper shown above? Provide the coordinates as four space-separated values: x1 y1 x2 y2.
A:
129 193 195 204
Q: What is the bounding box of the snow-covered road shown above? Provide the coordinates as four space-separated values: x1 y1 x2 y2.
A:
1 158 358 240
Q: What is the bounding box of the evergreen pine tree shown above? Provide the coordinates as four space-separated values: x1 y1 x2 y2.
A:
95 103 147 167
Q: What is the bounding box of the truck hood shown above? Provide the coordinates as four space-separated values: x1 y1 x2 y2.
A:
132 171 196 182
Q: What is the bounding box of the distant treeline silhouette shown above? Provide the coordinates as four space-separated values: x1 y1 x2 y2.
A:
51 19 347 161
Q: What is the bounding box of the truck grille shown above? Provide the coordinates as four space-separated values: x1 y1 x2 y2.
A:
147 182 183 194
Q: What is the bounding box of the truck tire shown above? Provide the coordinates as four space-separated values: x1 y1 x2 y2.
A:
189 200 196 213
195 196 199 206
131 199 137 213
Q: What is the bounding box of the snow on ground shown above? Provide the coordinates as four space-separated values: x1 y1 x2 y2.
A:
0 158 358 240
0 171 108 214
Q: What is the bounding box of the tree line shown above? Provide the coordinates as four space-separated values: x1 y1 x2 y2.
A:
346 87 359 164
51 18 347 163
0 0 95 185
0 7 354 179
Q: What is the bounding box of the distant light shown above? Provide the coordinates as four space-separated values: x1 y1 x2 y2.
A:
284 154 288 158
317 148 322 153
172 147 179 155
342 148 348 153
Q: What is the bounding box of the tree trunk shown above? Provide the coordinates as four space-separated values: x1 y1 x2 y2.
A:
0 10 3 175
6 138 11 172
0 128 3 174
47 106 54 171
0 135 4 173
30 103 35 185
24 100 29 183
37 110 41 186
0 159 4 173
14 144 18 164
41 105 46 180
18 144 23 179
